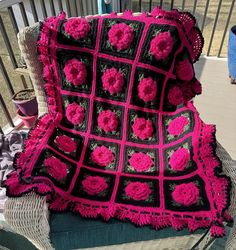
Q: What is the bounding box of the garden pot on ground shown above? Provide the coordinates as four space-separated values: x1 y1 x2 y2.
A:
17 109 38 128
228 25 236 84
12 89 38 116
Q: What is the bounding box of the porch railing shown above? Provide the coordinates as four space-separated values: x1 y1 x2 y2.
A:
0 0 235 133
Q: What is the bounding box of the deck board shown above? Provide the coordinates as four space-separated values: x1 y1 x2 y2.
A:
194 57 236 159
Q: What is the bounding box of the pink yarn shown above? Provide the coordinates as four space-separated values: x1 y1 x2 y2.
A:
63 59 87 86
55 135 77 153
192 79 202 95
167 116 189 136
129 152 154 172
82 176 108 195
138 77 157 102
64 18 90 40
102 67 124 94
176 59 194 81
182 82 194 101
97 110 118 133
108 23 134 50
167 86 184 106
149 32 174 60
169 148 190 171
65 102 85 125
91 146 115 166
172 183 199 206
44 156 67 181
125 182 152 201
132 117 153 140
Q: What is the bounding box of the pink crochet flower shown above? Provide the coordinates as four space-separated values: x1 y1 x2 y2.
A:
172 183 199 206
129 152 154 172
102 68 124 94
66 102 85 125
64 18 90 40
176 59 194 81
167 86 184 106
192 80 202 95
82 176 108 195
182 82 194 101
108 23 134 50
167 116 189 136
63 59 87 86
138 77 157 102
55 135 77 153
98 110 118 133
169 148 190 171
132 117 153 140
91 146 115 166
44 156 67 181
149 32 174 60
125 182 152 201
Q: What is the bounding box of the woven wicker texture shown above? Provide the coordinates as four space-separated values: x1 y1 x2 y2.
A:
17 23 48 116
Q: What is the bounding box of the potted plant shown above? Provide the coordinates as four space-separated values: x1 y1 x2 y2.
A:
12 89 38 128
12 88 38 116
228 25 236 84
17 109 38 128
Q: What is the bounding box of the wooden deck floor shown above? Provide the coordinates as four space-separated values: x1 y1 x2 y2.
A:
194 57 236 159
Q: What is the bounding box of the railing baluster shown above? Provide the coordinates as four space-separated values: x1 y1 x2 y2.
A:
170 0 174 10
29 0 38 22
218 0 235 57
0 57 15 96
0 15 17 69
77 0 85 16
7 6 19 39
49 0 56 16
73 0 79 16
58 0 63 12
0 94 15 128
39 0 47 18
19 2 29 27
159 0 163 8
207 0 223 56
149 0 152 12
182 0 186 10
65 0 71 17
201 0 210 32
138 0 142 12
192 0 197 15
91 0 95 15
20 75 28 89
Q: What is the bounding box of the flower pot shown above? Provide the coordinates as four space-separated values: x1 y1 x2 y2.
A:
17 109 38 128
12 89 38 116
228 25 236 84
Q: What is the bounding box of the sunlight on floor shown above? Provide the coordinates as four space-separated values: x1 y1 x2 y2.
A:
194 57 236 159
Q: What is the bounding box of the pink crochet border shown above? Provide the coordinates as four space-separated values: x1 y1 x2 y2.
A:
4 10 231 237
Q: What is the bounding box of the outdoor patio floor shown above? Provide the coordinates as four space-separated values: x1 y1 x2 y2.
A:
194 57 236 159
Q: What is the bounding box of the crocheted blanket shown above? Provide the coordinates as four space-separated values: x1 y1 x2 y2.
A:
5 7 232 236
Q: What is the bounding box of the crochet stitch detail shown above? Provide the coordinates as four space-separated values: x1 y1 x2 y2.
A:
55 135 76 153
44 156 67 181
64 18 90 40
65 102 85 125
125 182 152 201
98 110 119 133
138 77 157 102
64 59 87 86
149 32 174 60
82 176 108 195
102 67 124 94
129 152 154 172
91 146 115 166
